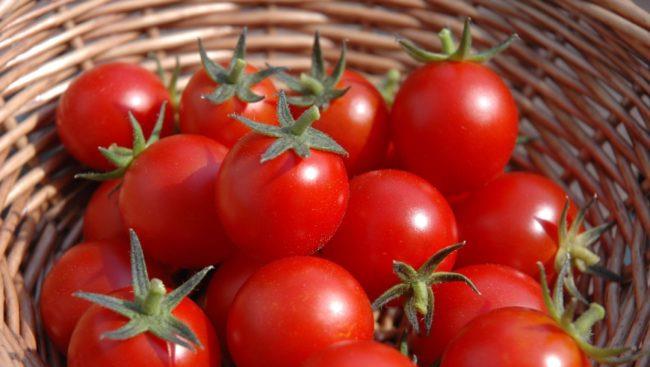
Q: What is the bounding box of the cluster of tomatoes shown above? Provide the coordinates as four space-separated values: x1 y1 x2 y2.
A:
40 20 642 367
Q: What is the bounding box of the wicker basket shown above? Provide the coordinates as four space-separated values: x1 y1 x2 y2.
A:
0 1 648 366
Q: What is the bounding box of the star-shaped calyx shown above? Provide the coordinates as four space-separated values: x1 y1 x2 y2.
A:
273 31 349 109
372 242 480 335
230 90 347 162
198 27 284 104
75 230 213 351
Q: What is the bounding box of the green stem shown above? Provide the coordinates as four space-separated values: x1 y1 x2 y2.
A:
290 106 320 136
142 279 166 316
571 246 601 267
573 303 605 338
412 280 429 315
438 29 455 54
228 58 247 84
300 73 325 96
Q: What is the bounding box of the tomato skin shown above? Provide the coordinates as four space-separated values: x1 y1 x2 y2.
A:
322 169 457 300
119 134 232 268
390 61 518 196
454 172 577 278
67 289 221 367
227 256 374 367
409 264 545 365
216 133 349 261
203 254 264 349
440 307 590 367
179 67 277 148
302 341 415 367
40 241 165 353
83 180 128 242
56 63 174 170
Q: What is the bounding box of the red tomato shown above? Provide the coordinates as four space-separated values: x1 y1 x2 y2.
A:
302 341 415 367
67 288 221 367
40 241 165 353
440 307 590 367
216 133 349 261
203 254 264 348
409 264 545 365
179 66 277 147
391 61 518 196
454 172 577 278
227 256 374 367
119 134 232 268
56 63 174 170
322 169 457 300
83 180 128 242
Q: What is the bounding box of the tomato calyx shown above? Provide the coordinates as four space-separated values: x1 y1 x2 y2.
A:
74 230 213 351
538 260 646 364
398 17 518 63
372 242 479 335
377 68 401 107
230 90 347 162
274 32 349 109
198 28 284 105
75 103 168 181
151 53 181 114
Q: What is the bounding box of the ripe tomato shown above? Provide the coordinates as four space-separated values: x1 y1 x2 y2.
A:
68 288 221 367
227 256 374 367
439 307 590 367
216 134 349 261
409 264 545 365
454 172 576 278
302 341 415 367
56 63 174 170
119 134 232 268
203 254 264 348
83 180 127 242
322 169 457 300
40 241 165 353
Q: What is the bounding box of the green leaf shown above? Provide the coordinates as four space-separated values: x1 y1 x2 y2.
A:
74 292 140 318
129 229 150 302
162 266 213 311
310 31 325 79
101 319 148 340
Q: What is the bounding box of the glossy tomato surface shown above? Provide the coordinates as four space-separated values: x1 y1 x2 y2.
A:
322 169 457 300
119 134 232 268
83 180 128 242
57 63 174 170
179 66 277 148
454 172 576 277
391 62 518 196
410 264 545 365
216 134 349 261
440 307 590 367
40 241 165 353
227 256 374 367
302 341 415 367
68 289 221 367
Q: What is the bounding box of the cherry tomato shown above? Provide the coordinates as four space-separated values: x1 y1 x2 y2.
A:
119 134 232 268
322 169 457 300
391 61 517 196
216 133 349 261
203 254 264 348
179 66 277 147
440 307 590 367
83 180 128 242
302 341 415 367
56 63 174 170
40 241 165 353
454 172 577 278
68 288 221 367
227 256 374 367
409 264 545 365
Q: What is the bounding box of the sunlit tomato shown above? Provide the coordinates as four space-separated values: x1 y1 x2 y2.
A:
302 341 415 367
83 180 128 242
440 307 591 367
119 134 232 268
454 172 577 278
67 288 221 367
410 264 545 365
391 62 518 196
227 257 374 367
322 169 457 300
56 63 174 170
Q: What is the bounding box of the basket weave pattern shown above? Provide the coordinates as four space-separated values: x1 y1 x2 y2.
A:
0 1 648 366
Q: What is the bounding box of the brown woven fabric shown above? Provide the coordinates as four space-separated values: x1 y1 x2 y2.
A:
0 1 648 366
